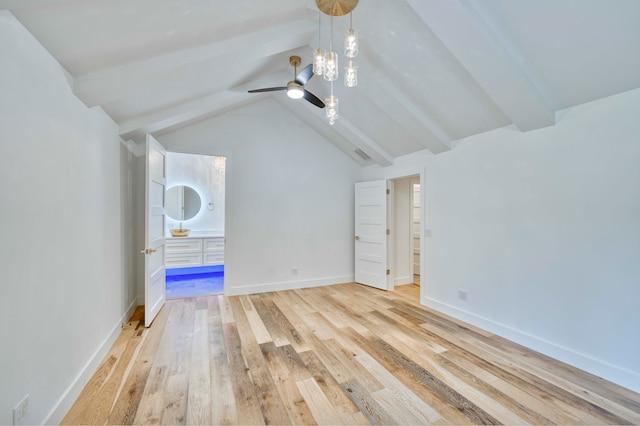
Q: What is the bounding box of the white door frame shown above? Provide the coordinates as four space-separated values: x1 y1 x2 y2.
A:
410 177 421 278
381 168 427 301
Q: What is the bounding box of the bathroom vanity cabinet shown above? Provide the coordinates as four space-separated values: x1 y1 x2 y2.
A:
165 236 224 268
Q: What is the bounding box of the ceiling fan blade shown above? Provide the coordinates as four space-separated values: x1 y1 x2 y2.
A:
303 90 325 108
248 87 287 93
295 64 314 86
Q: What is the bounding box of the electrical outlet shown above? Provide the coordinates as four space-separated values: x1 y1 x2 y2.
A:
291 268 298 276
13 394 29 425
458 289 468 301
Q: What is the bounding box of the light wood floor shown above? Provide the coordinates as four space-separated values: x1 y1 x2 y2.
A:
62 283 640 425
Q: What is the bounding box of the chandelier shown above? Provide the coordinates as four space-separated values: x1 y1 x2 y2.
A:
313 0 360 125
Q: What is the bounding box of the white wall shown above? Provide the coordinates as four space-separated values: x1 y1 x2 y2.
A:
165 152 225 235
366 89 640 392
0 12 137 424
157 99 363 295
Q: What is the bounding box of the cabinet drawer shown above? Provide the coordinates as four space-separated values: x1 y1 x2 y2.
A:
203 250 224 265
166 239 202 254
204 238 225 251
166 253 203 268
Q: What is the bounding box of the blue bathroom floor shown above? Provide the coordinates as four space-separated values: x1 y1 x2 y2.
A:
165 271 224 299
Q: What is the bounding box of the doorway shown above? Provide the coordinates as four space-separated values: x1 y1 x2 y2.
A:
391 175 421 301
165 152 226 299
353 175 424 301
411 178 421 285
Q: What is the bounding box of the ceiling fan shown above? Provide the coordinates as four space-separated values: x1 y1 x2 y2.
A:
248 56 325 109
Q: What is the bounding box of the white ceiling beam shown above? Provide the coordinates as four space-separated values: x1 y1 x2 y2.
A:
407 0 555 132
118 90 254 136
74 19 316 107
355 53 452 153
0 0 67 9
276 97 370 166
279 96 393 166
230 71 292 94
334 116 394 166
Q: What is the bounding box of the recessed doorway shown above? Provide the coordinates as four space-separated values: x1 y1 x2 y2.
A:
391 175 421 302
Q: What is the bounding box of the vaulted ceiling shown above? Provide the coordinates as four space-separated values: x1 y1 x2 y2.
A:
3 0 640 165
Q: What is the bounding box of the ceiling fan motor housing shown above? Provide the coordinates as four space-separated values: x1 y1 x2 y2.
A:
286 81 304 99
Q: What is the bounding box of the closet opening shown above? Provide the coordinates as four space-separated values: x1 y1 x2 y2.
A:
389 175 421 301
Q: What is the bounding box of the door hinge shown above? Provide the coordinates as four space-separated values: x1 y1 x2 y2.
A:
386 229 390 235
386 189 390 195
386 269 391 275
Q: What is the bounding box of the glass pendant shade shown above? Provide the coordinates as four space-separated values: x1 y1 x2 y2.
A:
344 60 358 87
323 51 338 81
325 95 339 125
344 27 358 57
313 47 325 75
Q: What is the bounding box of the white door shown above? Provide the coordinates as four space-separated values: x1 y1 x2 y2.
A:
143 134 167 327
354 180 389 290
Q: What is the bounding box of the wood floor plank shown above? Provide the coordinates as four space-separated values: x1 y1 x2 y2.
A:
303 310 385 392
364 322 549 425
133 301 185 425
61 322 139 424
238 295 274 345
372 387 432 425
63 283 640 425
393 283 420 300
296 377 344 425
248 296 291 347
297 350 364 423
228 297 291 425
255 296 311 352
421 320 634 425
160 373 188 424
471 338 640 424
344 326 501 424
186 308 212 425
208 313 237 425
131 365 169 425
259 342 316 425
219 294 235 324
341 378 396 425
351 344 443 424
222 321 265 425
167 299 196 377
107 304 168 425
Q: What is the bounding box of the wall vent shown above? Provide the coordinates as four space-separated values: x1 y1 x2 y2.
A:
354 148 371 161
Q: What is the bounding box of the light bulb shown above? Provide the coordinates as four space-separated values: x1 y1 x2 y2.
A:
286 81 304 99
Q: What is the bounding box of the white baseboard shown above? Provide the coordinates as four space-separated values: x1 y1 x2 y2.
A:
394 276 414 285
44 299 139 424
423 296 640 393
225 275 354 296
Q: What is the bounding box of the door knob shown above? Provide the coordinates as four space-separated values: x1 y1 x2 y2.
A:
140 248 157 255
355 235 360 241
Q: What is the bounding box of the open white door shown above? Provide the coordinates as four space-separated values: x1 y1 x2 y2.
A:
354 180 389 290
142 134 166 327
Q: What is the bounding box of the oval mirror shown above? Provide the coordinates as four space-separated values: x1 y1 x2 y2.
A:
166 185 201 221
